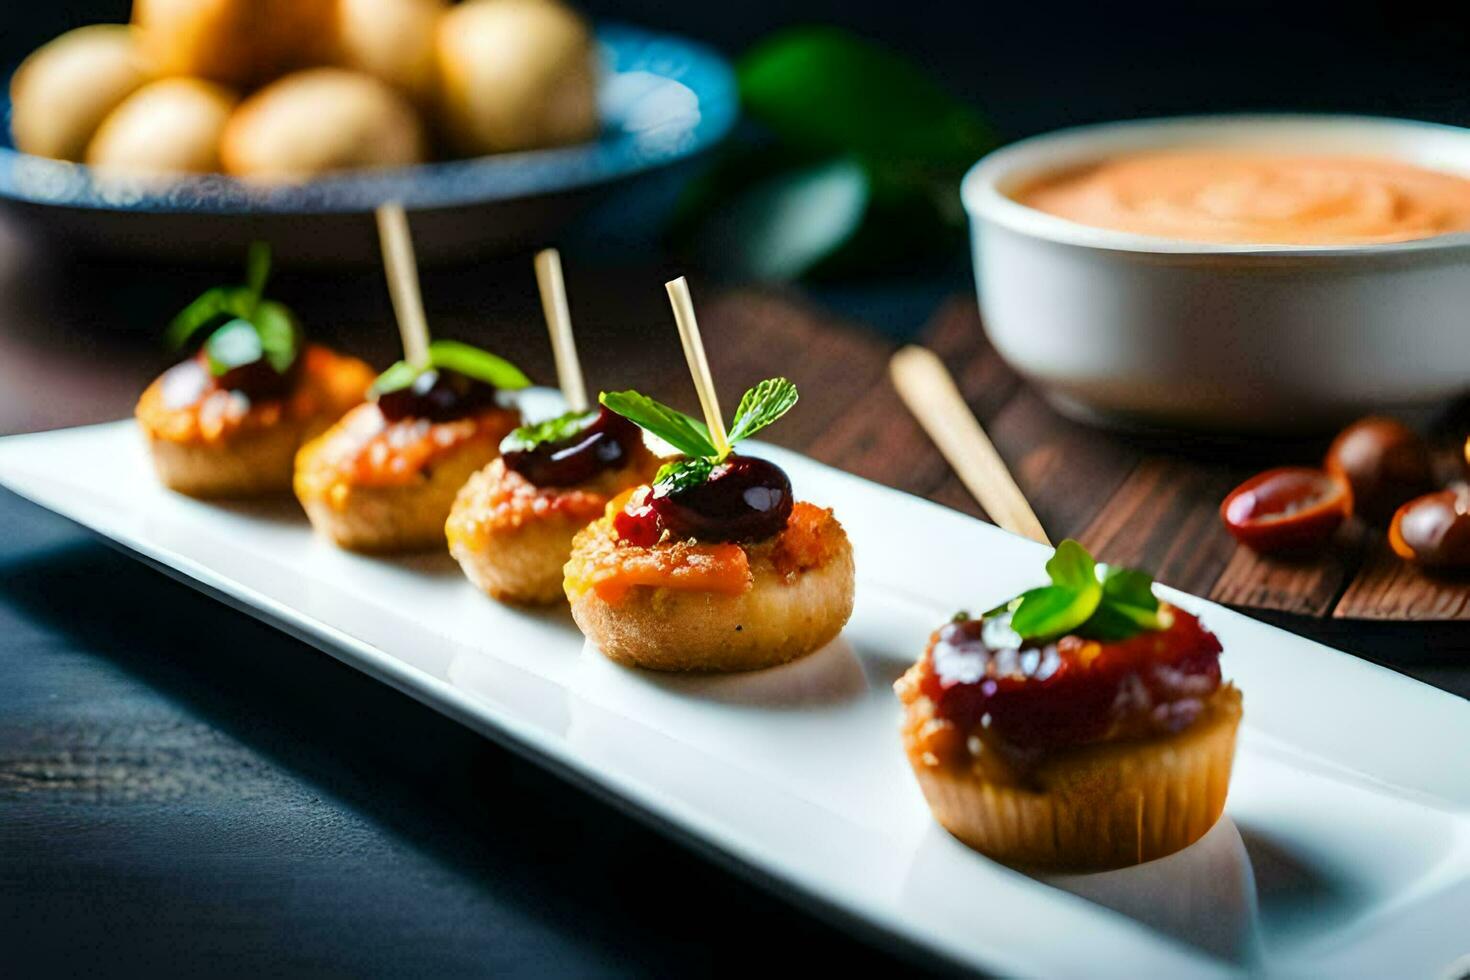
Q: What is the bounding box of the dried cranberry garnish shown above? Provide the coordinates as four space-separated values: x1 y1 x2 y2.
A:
503 407 642 488
613 454 794 545
376 369 499 423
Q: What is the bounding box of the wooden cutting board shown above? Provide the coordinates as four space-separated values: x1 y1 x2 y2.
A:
738 293 1470 625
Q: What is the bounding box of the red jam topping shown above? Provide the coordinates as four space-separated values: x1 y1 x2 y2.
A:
613 453 794 544
920 608 1222 755
375 368 500 423
502 407 643 488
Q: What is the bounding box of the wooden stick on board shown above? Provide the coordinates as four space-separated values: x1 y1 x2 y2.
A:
890 344 1051 545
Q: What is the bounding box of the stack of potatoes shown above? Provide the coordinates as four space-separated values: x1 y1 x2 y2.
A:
10 0 601 179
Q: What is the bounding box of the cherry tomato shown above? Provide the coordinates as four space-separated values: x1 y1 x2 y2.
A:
1324 416 1432 523
1388 487 1470 570
1220 467 1353 553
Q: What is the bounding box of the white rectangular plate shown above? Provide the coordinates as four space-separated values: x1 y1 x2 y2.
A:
2 421 1468 978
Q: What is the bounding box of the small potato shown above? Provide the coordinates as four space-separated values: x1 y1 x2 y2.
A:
132 0 336 87
336 0 447 104
87 78 237 174
436 0 600 155
10 25 149 162
221 68 427 179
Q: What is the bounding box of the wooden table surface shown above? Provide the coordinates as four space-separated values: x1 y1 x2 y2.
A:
2 230 1466 975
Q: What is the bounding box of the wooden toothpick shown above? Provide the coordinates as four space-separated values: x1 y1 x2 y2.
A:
375 202 431 369
534 248 588 413
664 276 729 457
890 345 1051 545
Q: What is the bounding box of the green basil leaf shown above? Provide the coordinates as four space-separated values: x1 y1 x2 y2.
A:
1100 565 1160 617
654 456 715 495
1010 580 1103 641
600 390 717 459
1046 539 1097 592
252 300 299 374
166 286 256 350
500 410 596 454
203 318 264 377
1072 604 1147 642
370 360 422 397
244 240 271 307
428 339 531 390
727 377 799 445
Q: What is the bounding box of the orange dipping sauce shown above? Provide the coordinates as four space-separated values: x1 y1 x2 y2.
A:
1013 152 1470 245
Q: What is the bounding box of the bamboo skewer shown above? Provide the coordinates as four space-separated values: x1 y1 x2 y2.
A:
664 276 730 456
890 345 1051 546
375 202 432 368
534 248 588 413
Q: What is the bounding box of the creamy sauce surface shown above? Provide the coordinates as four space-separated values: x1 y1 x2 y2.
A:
1014 151 1470 244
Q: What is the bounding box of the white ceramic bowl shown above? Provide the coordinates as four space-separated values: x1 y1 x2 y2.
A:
962 115 1470 431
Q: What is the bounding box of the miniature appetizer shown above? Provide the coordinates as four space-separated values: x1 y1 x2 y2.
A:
135 242 373 497
295 204 525 552
448 249 656 603
10 25 148 162
564 379 855 671
295 340 526 552
896 541 1241 871
450 406 657 602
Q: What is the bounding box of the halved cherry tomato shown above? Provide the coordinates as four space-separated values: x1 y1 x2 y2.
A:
1388 487 1470 570
1220 467 1353 553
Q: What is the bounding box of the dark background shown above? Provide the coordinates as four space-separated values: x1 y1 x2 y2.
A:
10 1 1470 139
4 3 1469 977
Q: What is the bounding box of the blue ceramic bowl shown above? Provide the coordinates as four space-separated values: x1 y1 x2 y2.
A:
0 23 737 265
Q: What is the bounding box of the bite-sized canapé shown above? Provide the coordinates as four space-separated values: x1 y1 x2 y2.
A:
136 242 374 497
895 541 1241 871
447 406 659 604
294 340 526 553
563 380 855 672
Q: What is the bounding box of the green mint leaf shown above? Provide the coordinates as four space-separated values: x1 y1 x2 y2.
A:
1088 564 1166 636
1100 565 1159 616
1046 539 1097 592
428 339 531 390
203 319 264 377
727 377 799 444
244 240 271 308
655 456 715 495
252 300 299 374
600 390 718 459
370 360 422 397
1010 583 1102 640
500 410 596 454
